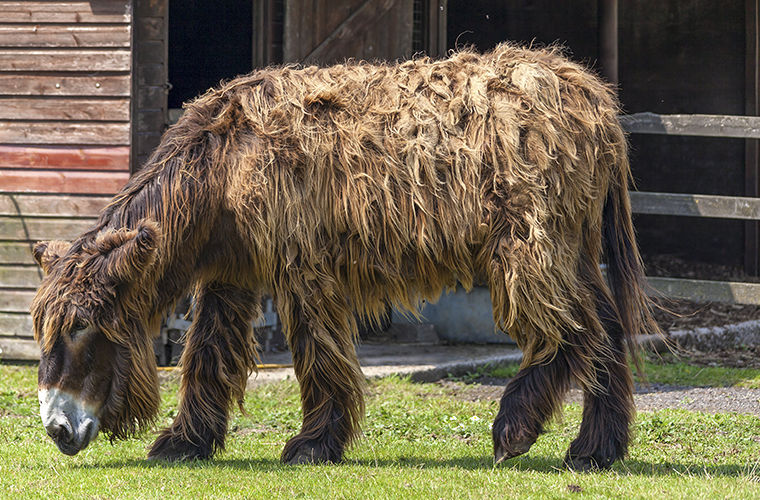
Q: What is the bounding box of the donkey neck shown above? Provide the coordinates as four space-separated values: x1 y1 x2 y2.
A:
95 154 221 319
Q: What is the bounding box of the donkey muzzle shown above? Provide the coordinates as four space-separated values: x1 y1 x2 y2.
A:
39 388 100 455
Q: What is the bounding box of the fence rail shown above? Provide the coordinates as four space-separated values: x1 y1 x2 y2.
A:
630 192 760 220
620 112 760 139
623 113 760 306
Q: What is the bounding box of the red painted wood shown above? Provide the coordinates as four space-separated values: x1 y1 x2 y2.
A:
0 169 128 194
0 145 129 171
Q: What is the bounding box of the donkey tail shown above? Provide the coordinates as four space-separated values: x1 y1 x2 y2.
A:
602 154 662 363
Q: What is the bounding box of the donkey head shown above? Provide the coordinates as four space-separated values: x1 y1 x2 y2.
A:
31 220 162 455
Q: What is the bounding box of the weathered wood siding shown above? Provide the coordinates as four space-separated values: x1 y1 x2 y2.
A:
284 0 414 65
0 1 132 191
0 2 133 345
0 193 108 344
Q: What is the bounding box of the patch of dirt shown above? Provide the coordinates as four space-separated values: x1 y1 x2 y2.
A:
642 254 760 331
438 375 760 416
438 347 760 416
435 379 503 402
652 298 760 332
645 254 760 284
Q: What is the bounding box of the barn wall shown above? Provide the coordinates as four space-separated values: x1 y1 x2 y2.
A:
0 1 134 347
619 0 747 268
0 0 132 190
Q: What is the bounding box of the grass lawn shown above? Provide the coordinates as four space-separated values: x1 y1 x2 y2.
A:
1 361 759 499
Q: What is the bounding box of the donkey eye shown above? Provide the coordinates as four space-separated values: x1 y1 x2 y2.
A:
70 321 89 340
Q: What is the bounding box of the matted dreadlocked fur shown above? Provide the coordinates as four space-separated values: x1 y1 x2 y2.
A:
32 44 659 468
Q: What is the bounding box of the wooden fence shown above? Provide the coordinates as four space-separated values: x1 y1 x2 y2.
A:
621 112 760 306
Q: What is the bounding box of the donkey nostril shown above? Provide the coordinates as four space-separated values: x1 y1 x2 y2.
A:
47 421 73 443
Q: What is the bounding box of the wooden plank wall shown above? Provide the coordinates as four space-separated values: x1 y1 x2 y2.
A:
0 2 133 344
284 0 414 65
0 0 132 192
0 194 109 342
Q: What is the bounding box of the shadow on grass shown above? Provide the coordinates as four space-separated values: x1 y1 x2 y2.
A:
65 454 756 478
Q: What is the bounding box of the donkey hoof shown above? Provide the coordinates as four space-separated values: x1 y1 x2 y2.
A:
492 424 537 464
563 452 613 472
282 438 340 465
148 433 211 462
285 446 322 465
494 436 535 463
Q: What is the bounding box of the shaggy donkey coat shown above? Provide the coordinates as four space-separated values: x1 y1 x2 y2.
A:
32 44 658 469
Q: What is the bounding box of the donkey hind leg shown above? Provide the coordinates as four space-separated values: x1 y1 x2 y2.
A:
564 296 634 471
148 283 259 461
281 300 365 465
492 343 572 463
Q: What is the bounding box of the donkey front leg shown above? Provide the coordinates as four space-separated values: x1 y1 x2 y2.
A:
279 298 365 464
148 283 260 461
492 346 572 462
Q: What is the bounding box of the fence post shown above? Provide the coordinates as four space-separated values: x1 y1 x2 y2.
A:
598 0 618 85
746 0 760 275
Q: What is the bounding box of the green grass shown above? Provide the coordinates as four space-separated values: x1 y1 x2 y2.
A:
1 362 759 499
640 354 760 389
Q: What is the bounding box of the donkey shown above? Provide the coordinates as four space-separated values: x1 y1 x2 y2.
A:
31 44 659 470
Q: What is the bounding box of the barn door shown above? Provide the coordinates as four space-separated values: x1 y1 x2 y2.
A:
283 0 417 64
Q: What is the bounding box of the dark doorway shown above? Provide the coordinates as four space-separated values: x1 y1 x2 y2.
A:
446 0 599 69
168 0 253 109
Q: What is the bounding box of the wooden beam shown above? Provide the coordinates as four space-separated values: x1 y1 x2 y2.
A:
0 266 42 288
598 0 618 85
746 0 760 275
0 98 130 121
0 242 36 265
299 0 400 64
620 112 760 139
0 337 38 361
0 289 35 313
0 49 131 72
630 192 760 220
0 218 95 242
0 1 132 23
0 121 130 145
131 0 167 174
0 73 130 96
0 24 131 48
0 145 129 170
423 0 447 58
0 312 32 337
0 169 128 194
0 194 110 218
647 276 760 306
253 0 279 67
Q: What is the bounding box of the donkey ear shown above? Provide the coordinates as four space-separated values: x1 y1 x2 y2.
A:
95 220 161 283
32 240 71 274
